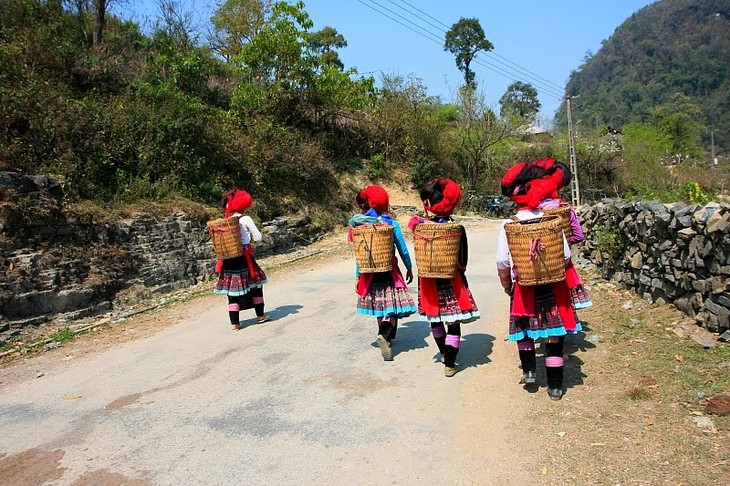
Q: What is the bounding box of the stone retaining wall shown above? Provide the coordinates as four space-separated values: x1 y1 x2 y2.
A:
576 200 730 333
0 172 324 340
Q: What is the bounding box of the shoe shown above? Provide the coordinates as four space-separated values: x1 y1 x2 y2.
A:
548 388 564 401
256 315 272 324
520 371 536 384
444 366 458 377
231 324 241 331
376 335 393 361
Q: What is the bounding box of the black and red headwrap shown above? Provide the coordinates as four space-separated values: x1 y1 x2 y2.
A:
224 189 253 217
501 158 571 209
357 185 390 213
424 178 461 216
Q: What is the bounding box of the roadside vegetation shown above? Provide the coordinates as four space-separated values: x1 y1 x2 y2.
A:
1 0 727 234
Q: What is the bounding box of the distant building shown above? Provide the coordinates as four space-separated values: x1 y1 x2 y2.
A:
520 124 552 143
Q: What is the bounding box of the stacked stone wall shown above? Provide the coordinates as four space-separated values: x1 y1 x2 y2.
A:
576 200 730 333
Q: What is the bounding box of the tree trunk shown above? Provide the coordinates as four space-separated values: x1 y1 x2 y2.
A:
93 0 107 47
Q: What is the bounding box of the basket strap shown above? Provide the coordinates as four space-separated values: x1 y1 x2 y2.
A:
357 233 377 268
209 226 239 236
413 232 461 242
529 237 546 261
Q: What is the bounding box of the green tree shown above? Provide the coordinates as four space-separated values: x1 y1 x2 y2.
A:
649 93 704 158
619 122 674 195
210 0 272 61
308 26 346 70
499 81 541 124
444 18 493 88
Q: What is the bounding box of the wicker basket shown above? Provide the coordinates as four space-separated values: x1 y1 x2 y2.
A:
542 202 572 238
413 222 463 279
504 215 565 286
351 224 394 273
207 216 243 260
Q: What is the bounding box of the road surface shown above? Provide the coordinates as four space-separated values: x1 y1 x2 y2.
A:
0 220 545 485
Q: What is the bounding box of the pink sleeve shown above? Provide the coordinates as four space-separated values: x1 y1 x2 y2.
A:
568 209 584 244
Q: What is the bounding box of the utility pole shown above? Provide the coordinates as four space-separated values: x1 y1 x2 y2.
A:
566 96 581 206
711 130 717 165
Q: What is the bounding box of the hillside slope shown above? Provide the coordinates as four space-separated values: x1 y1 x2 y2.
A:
556 0 730 149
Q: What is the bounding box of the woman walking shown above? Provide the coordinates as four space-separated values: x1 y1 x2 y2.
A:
497 160 578 400
349 185 416 361
214 188 271 330
409 178 480 377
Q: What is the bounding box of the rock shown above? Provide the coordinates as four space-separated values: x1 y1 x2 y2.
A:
692 416 716 430
719 330 730 342
706 394 730 416
691 334 716 349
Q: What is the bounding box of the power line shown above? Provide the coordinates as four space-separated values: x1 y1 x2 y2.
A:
393 0 565 92
364 0 564 99
355 0 443 45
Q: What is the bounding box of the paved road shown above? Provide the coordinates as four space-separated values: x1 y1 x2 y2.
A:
0 221 540 485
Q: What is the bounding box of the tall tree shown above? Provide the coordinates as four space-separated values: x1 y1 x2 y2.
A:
92 0 107 46
499 81 541 124
444 17 493 88
210 0 272 61
308 26 346 70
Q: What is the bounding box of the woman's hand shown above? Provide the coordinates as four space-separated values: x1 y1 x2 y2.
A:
405 268 414 284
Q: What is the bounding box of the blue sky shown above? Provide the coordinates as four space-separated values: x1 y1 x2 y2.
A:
123 0 657 123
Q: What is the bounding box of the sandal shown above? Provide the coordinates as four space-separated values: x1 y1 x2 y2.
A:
256 315 271 324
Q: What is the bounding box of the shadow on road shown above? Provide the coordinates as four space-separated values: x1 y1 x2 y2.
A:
519 323 597 396
458 332 495 369
389 319 431 358
241 304 304 327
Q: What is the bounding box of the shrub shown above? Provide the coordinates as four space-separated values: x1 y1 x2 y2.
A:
367 154 389 180
410 155 435 188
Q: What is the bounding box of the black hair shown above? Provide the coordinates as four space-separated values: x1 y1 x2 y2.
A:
553 161 572 187
420 178 444 205
500 160 572 196
221 188 236 210
355 191 367 209
501 165 549 196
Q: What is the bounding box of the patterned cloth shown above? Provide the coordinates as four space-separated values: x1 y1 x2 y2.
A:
356 272 417 318
418 274 480 323
508 284 579 341
571 285 593 309
214 252 267 297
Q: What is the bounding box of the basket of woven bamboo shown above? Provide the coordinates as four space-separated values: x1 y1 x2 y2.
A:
351 224 394 273
207 216 243 260
413 222 463 279
504 215 565 286
542 202 572 238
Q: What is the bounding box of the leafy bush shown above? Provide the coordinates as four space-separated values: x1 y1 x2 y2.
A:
410 155 435 188
684 182 711 205
595 227 626 260
367 154 389 180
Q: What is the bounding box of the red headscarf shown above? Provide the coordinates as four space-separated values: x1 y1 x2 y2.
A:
358 185 390 213
500 158 566 209
424 178 461 216
224 189 253 217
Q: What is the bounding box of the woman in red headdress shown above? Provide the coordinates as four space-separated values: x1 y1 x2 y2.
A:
213 188 270 330
348 185 416 361
496 159 580 400
408 178 480 377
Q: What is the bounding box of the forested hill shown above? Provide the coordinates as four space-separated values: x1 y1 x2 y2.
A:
557 0 730 150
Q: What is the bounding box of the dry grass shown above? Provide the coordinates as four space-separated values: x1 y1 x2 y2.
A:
537 268 730 485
